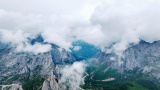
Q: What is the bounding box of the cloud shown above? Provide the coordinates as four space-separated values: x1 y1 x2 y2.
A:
0 0 160 89
73 46 82 51
0 0 160 55
0 9 45 34
0 9 75 52
16 42 51 55
0 29 51 54
74 0 160 54
0 29 28 44
59 62 86 90
42 27 73 51
0 0 102 19
0 0 102 53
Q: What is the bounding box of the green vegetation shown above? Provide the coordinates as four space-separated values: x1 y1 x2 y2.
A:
86 64 121 80
0 65 45 90
82 76 159 90
82 64 160 90
2 75 21 85
21 66 45 90
22 76 44 90
93 67 121 80
0 74 45 90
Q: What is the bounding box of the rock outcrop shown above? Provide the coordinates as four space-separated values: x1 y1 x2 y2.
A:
42 75 65 90
0 84 23 90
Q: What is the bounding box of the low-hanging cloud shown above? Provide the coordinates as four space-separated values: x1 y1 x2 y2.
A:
59 62 86 90
0 29 52 54
15 42 52 55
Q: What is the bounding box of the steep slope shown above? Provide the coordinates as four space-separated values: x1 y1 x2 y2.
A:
83 40 160 90
92 40 160 76
42 75 65 90
0 46 55 90
0 35 76 90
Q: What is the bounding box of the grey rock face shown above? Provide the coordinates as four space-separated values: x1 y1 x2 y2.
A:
0 41 76 89
0 49 54 77
0 84 23 90
51 48 76 65
42 75 65 90
93 40 160 78
0 47 57 89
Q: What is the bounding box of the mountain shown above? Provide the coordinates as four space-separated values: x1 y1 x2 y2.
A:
82 40 160 90
0 35 76 90
1 37 160 90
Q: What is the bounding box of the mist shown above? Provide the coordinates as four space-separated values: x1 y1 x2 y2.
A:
59 62 86 90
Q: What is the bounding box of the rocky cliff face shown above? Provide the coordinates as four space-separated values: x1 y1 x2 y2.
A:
50 48 76 65
92 40 160 79
0 49 54 77
42 75 65 90
0 50 53 89
0 40 73 89
82 40 160 90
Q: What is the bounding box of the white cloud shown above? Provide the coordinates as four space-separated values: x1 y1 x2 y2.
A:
73 46 82 51
0 9 45 34
0 0 160 55
0 29 28 44
0 29 51 54
80 0 160 54
16 43 52 55
59 62 86 90
0 0 102 52
42 27 73 51
0 0 102 19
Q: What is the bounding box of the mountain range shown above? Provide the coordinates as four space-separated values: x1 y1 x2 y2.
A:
0 35 160 90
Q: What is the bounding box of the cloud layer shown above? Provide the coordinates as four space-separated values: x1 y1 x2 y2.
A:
0 29 51 54
74 0 160 54
0 0 160 54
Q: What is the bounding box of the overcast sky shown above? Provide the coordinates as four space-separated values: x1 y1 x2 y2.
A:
0 0 102 19
0 0 160 54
